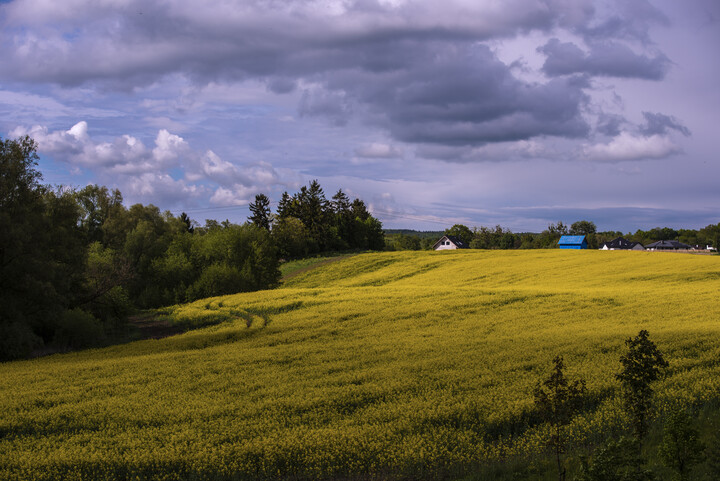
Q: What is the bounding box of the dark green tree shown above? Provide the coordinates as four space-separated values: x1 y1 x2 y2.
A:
179 212 195 234
276 191 294 219
74 184 124 243
658 408 705 480
616 330 669 440
0 136 87 359
533 355 587 481
248 193 271 230
444 224 473 245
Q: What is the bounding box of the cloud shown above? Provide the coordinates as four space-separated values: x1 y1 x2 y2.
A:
11 121 187 174
539 39 670 79
416 139 556 163
584 132 681 162
354 143 403 159
0 0 660 153
298 88 352 126
640 112 691 137
329 43 591 147
10 121 287 206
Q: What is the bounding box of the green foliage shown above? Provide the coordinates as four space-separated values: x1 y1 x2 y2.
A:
658 408 705 480
0 322 42 360
0 136 86 359
616 330 669 440
707 426 720 478
272 216 314 259
272 181 384 254
248 193 271 230
570 220 597 236
53 308 105 350
445 224 473 245
533 355 586 481
470 225 519 249
577 436 655 481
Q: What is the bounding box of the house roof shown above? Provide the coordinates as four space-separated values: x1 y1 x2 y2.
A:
603 237 643 249
645 240 691 249
433 235 470 249
558 235 586 245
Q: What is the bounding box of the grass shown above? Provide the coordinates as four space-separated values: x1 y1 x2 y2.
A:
1 250 719 480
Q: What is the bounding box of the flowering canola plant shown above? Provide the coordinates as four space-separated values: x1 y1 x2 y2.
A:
1 250 719 479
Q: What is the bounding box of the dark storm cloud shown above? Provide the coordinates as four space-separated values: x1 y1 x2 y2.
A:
1 0 594 87
538 39 670 79
0 0 679 152
316 42 591 146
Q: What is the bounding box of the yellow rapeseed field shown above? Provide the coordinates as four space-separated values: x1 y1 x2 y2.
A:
1 250 719 479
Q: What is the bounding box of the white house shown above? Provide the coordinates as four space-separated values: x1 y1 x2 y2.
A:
433 235 469 250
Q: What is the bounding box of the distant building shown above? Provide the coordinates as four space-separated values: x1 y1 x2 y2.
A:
433 235 469 250
558 235 587 249
645 240 692 251
600 237 645 251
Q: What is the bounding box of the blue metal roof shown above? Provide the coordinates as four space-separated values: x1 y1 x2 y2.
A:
558 235 586 245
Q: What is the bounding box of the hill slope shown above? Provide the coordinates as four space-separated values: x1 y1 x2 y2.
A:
2 250 719 479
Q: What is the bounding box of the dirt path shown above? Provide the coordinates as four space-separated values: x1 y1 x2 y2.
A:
281 255 352 282
127 313 184 340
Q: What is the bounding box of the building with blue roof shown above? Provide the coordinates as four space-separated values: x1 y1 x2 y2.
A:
558 235 587 249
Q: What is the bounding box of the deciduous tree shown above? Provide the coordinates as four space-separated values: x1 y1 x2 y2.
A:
616 330 668 440
534 355 587 481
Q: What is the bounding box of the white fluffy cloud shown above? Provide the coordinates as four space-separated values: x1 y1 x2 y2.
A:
10 121 287 207
583 132 681 162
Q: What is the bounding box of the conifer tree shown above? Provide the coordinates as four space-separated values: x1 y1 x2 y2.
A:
248 193 271 230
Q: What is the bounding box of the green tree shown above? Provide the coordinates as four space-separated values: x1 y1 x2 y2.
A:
616 330 669 440
272 216 313 259
0 136 87 359
248 193 271 230
74 184 124 243
658 408 705 480
179 212 195 234
444 224 473 245
533 355 587 481
570 220 597 235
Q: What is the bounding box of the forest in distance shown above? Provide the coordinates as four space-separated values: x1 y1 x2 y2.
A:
384 222 720 251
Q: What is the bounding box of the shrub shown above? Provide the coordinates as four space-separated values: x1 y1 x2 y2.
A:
53 308 105 349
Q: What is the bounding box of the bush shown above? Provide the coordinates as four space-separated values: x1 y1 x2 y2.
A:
0 321 43 361
187 263 245 301
53 308 105 350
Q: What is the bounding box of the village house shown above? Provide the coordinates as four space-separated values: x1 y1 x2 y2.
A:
645 240 692 251
433 235 470 250
600 237 645 250
558 235 587 249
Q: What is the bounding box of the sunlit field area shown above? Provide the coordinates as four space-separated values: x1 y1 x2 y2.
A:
2 250 719 480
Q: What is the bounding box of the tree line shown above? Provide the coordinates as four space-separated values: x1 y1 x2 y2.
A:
385 220 720 251
1 136 383 361
247 181 385 258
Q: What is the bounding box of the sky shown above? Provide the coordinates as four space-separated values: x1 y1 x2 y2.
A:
1 0 718 232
